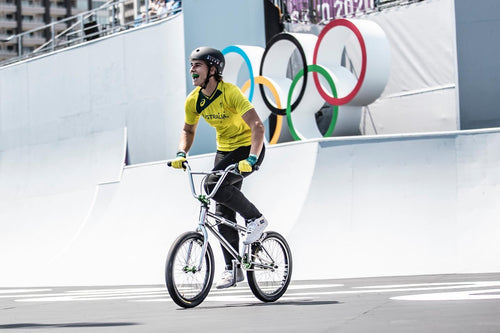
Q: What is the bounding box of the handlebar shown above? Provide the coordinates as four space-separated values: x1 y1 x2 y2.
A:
167 160 242 201
166 160 187 169
166 160 259 171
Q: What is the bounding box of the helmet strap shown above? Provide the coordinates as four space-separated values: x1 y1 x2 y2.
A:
201 64 214 90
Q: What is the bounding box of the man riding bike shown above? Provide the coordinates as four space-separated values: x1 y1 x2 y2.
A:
171 47 268 289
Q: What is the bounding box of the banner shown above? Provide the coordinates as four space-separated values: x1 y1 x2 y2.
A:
285 0 375 23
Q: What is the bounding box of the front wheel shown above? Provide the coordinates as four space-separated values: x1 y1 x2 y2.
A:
165 231 214 308
247 231 293 302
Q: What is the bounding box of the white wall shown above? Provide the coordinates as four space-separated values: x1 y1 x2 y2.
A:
0 128 126 286
2 129 500 286
0 16 187 165
355 0 459 135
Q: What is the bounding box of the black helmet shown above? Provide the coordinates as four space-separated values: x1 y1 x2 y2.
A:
189 47 225 76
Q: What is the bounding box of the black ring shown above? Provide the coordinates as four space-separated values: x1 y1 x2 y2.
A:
259 33 308 116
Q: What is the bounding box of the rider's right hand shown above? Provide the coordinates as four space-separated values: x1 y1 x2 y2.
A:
171 151 187 169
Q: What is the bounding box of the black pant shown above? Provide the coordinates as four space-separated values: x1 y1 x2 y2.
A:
205 145 265 269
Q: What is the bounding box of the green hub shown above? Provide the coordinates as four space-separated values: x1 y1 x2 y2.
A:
183 266 197 273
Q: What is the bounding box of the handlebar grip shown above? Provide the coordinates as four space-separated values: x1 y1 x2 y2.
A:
233 163 259 173
167 160 188 169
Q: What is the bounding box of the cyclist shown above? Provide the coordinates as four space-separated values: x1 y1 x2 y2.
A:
171 46 268 289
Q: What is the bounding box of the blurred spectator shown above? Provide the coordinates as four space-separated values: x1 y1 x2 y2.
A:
290 5 299 23
135 0 181 26
157 0 169 18
148 0 158 18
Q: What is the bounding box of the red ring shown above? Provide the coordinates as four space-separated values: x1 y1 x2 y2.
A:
312 19 367 106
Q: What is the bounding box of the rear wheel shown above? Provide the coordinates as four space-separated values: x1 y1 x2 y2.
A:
247 231 292 302
165 232 214 308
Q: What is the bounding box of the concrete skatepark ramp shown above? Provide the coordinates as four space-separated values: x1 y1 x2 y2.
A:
1 128 500 286
0 128 126 286
2 0 500 287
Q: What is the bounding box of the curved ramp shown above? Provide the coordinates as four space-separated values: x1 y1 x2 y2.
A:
284 131 500 279
0 128 126 286
2 129 500 286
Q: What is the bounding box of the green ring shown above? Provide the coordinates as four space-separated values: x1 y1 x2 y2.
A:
286 64 338 141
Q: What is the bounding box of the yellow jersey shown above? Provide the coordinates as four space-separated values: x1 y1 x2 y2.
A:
184 81 254 151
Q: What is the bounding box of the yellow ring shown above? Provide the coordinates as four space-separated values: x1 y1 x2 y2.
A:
241 76 283 145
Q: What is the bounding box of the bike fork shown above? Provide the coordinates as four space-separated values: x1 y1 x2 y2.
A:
195 206 210 272
240 243 252 270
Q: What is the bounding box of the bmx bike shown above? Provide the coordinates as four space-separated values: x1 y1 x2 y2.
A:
165 161 293 308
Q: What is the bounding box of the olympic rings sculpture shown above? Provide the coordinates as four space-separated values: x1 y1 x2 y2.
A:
221 18 391 143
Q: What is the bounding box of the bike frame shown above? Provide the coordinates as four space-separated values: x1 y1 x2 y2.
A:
181 162 273 272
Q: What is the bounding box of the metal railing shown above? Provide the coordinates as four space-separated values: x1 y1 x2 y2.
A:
0 0 182 67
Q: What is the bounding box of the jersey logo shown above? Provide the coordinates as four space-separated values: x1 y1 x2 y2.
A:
196 89 222 114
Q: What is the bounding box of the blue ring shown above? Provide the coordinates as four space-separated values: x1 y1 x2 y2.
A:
221 46 255 101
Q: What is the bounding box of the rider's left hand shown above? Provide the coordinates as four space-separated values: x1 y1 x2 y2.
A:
171 151 187 170
238 154 257 173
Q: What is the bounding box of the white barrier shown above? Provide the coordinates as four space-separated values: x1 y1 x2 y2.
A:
0 17 186 165
0 128 126 286
2 128 500 286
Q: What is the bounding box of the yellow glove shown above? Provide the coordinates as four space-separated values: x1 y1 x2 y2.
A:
171 151 187 169
238 154 257 173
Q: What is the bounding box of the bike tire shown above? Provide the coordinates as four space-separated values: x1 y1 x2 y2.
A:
247 231 293 302
165 231 214 308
